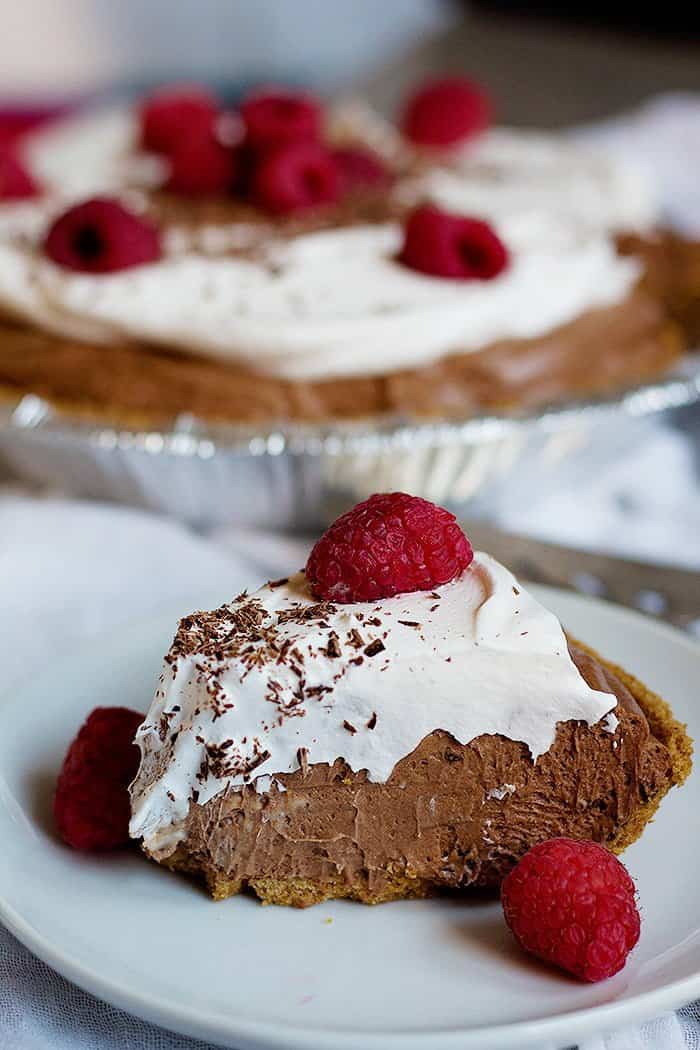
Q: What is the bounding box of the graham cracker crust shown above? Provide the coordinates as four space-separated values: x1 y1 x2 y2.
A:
574 638 693 857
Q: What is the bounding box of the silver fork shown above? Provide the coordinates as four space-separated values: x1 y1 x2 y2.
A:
463 522 700 631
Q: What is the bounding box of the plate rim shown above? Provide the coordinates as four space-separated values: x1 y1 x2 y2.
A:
1 587 699 1050
3 888 700 1050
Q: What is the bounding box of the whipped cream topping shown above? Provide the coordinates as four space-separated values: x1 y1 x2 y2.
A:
23 106 155 198
0 214 641 380
403 127 658 235
129 554 616 854
0 109 653 381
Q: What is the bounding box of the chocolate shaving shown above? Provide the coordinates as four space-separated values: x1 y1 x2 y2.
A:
348 628 365 650
245 749 271 774
364 639 385 657
343 720 357 735
158 709 176 742
366 712 377 730
305 684 332 698
277 601 338 625
325 632 342 658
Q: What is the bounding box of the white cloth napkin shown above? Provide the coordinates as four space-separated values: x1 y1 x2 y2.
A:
573 93 700 237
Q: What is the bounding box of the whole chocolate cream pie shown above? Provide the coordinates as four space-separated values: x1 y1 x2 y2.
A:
128 497 692 907
0 83 699 426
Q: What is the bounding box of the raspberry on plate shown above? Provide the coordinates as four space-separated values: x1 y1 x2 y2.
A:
140 84 219 154
54 706 144 851
240 89 322 150
44 197 161 273
252 142 339 215
306 492 474 603
399 204 509 281
0 148 39 200
501 838 641 982
166 133 239 196
402 76 492 148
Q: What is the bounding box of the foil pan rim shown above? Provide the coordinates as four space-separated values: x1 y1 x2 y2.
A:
1 354 699 459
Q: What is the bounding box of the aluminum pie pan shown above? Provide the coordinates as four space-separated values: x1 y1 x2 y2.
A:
1 356 699 529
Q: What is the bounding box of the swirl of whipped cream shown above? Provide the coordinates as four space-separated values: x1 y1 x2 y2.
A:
0 110 654 381
129 554 616 855
23 106 161 197
0 214 642 380
402 127 658 234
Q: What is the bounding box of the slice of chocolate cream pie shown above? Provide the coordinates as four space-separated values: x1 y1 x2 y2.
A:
129 494 691 906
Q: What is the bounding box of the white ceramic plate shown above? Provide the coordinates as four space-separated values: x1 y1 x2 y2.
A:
0 587 698 1050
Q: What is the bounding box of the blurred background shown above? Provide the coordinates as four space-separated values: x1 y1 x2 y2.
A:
1 0 700 569
2 0 700 119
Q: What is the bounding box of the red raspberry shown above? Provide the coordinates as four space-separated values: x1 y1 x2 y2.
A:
332 146 390 192
140 84 219 154
0 106 64 148
501 838 641 983
166 132 239 196
54 707 144 851
399 204 508 281
402 76 492 148
0 148 39 200
240 88 321 150
306 492 473 603
44 197 161 273
252 142 339 215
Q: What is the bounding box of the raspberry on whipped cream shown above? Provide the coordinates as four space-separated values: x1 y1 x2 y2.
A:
402 76 492 148
140 84 219 154
399 204 509 281
332 146 390 191
44 197 161 273
251 141 340 214
240 88 322 149
0 148 39 200
306 492 473 602
165 133 239 196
